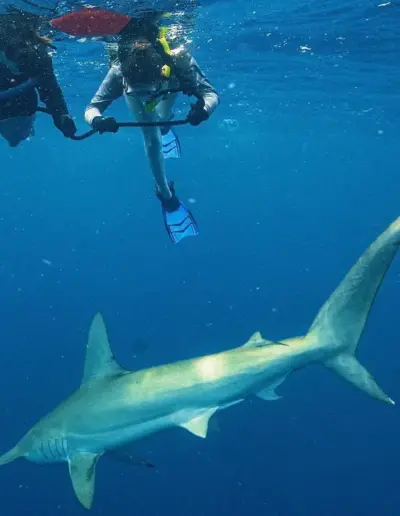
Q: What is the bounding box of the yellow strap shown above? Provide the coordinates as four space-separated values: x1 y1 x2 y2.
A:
144 99 158 113
158 27 172 55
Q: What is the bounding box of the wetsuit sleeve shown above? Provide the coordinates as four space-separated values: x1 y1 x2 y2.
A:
173 51 219 116
35 47 69 117
84 66 124 125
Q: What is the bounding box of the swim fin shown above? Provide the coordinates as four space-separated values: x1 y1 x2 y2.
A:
161 128 181 159
156 183 198 244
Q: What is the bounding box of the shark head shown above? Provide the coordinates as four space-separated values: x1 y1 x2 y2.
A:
0 313 130 509
0 427 51 466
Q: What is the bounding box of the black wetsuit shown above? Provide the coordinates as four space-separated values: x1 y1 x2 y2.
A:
0 44 69 121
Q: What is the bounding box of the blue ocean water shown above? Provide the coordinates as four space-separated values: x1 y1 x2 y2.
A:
0 0 399 514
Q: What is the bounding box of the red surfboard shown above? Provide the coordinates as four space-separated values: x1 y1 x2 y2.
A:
50 7 132 37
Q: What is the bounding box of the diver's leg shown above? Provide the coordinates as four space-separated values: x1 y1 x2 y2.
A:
125 94 198 243
155 93 177 128
143 124 172 198
125 95 171 200
156 95 181 158
0 115 35 147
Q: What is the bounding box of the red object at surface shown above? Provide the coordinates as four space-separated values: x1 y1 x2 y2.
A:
50 7 131 37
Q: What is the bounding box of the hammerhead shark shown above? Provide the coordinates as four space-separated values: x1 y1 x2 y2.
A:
1 217 399 509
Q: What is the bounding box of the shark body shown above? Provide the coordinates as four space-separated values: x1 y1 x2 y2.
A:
1 217 400 508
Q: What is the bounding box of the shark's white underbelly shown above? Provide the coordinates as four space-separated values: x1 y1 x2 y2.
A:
27 411 191 463
69 406 221 455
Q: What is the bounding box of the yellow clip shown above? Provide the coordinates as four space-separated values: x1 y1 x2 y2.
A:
161 64 171 78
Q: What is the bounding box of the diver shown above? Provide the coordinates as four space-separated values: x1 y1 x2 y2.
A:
0 13 76 147
84 18 219 243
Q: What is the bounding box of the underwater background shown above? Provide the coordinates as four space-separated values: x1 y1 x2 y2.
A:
1 0 399 514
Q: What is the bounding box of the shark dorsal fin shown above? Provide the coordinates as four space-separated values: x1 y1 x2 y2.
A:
242 331 273 348
242 332 289 349
82 313 126 385
68 452 101 509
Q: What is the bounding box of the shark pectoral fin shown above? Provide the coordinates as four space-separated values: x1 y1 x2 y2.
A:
82 313 128 385
68 452 101 510
256 374 289 401
180 408 218 438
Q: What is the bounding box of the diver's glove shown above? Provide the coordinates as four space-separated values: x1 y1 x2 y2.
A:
187 99 209 126
53 114 77 138
92 116 119 134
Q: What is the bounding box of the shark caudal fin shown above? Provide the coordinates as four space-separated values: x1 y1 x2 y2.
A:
0 446 22 466
307 217 400 405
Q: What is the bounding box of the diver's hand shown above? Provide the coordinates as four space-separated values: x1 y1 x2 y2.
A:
187 99 209 126
187 100 209 126
53 114 77 138
92 116 119 134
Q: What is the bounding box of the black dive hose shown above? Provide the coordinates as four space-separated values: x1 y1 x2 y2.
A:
36 87 198 141
35 107 189 141
70 118 189 141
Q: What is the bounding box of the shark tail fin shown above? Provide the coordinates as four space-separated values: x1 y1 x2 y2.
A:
307 217 400 405
0 446 22 466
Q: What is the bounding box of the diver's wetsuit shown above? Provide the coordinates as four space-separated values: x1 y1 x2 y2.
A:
85 50 219 124
85 45 218 242
0 44 69 146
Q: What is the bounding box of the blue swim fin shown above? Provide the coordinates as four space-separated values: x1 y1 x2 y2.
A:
157 183 198 244
163 202 199 244
161 128 181 159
